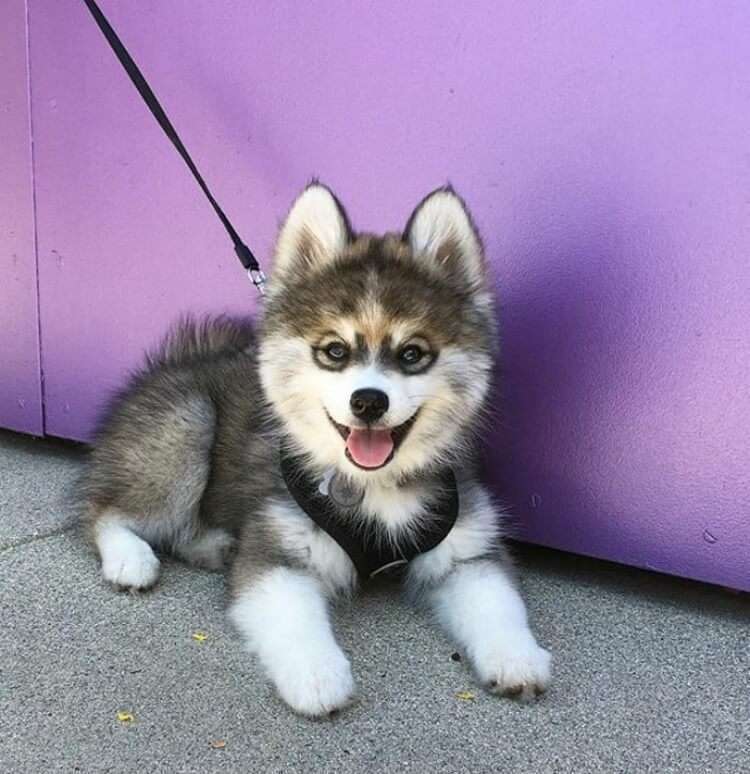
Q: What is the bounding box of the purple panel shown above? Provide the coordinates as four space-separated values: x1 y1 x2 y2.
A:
0 0 43 436
29 1 749 589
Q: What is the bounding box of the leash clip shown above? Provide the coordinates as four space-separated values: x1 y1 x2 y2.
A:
248 268 267 296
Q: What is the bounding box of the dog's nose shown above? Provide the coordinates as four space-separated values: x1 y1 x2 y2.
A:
350 388 389 423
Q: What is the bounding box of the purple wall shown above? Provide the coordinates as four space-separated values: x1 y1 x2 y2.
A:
4 1 750 590
0 0 43 435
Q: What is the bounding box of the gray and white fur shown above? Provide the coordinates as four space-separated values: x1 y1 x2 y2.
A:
78 184 551 717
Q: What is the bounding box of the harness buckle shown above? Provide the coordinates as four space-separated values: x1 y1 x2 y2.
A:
368 558 409 580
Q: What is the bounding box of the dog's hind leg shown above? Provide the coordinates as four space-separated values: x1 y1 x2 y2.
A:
94 509 161 591
174 528 236 570
80 393 217 590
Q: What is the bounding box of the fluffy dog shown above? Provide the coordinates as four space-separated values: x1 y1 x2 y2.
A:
79 183 551 716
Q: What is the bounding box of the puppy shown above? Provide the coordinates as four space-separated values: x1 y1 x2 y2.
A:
79 184 551 716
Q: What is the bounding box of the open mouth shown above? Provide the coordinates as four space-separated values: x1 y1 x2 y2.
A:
327 412 419 470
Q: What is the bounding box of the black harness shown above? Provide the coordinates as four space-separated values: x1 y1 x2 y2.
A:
280 450 459 580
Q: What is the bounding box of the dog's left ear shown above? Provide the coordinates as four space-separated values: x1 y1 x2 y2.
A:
403 187 485 285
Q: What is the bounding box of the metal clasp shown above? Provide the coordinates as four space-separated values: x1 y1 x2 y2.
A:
247 269 266 296
368 558 409 580
248 268 267 296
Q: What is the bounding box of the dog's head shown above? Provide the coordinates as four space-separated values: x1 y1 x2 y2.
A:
259 183 496 482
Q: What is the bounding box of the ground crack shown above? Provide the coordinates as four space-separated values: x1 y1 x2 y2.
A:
0 522 76 554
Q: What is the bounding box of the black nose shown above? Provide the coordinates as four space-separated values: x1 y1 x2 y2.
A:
350 388 389 423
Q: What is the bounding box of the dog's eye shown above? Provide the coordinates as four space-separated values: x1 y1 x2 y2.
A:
313 338 351 370
397 341 435 373
399 345 425 366
325 342 349 362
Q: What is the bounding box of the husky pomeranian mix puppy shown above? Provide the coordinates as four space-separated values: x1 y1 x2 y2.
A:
79 183 551 716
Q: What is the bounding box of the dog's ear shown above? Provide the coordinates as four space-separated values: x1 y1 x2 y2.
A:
403 187 485 285
274 182 352 278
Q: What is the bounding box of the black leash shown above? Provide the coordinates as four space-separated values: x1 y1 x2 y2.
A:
280 449 459 581
82 0 266 294
83 1 461 573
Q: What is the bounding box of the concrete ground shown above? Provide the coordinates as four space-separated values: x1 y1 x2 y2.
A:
1 430 748 774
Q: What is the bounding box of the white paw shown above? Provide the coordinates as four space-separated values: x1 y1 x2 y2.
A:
102 542 160 590
229 568 356 717
98 522 161 590
272 649 355 717
472 632 552 701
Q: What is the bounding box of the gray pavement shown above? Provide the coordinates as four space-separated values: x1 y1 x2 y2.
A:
1 429 748 773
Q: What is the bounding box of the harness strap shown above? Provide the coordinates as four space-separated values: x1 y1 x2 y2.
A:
280 450 459 580
81 0 265 293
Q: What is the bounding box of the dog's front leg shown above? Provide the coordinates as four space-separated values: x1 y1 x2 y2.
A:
229 566 355 717
417 558 552 699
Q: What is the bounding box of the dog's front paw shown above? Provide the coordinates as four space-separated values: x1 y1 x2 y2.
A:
473 632 552 701
273 650 355 718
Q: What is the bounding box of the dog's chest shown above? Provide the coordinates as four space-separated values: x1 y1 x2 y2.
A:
359 483 427 529
265 483 429 591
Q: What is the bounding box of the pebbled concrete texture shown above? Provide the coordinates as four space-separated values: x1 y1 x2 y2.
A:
1 429 748 774
0 431 85 547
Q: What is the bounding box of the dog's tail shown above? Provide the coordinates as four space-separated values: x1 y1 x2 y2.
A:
146 314 256 369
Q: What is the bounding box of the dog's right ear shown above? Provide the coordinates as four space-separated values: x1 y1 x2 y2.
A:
273 182 352 278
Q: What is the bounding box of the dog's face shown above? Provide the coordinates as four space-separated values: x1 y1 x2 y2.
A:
259 184 496 482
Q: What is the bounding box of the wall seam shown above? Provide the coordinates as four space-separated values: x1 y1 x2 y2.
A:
24 0 46 436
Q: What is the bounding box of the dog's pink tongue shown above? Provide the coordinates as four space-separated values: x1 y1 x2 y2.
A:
346 428 394 468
